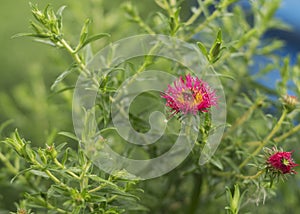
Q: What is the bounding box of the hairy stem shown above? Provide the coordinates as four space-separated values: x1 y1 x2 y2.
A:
273 123 300 143
239 109 288 169
54 157 80 180
59 38 91 76
188 174 203 214
212 169 264 180
0 152 18 174
223 96 265 139
184 0 237 40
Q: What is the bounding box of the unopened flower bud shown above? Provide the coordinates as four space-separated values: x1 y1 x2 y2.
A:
46 144 57 159
282 95 297 112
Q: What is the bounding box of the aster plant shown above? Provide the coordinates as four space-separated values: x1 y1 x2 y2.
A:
0 0 300 214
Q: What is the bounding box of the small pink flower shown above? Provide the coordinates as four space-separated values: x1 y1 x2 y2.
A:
161 74 217 115
267 150 298 174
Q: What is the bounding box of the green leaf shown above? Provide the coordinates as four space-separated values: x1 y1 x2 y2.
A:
208 28 224 63
43 4 51 18
210 157 224 170
30 169 49 178
61 147 70 165
55 142 68 152
174 6 181 20
84 44 94 64
50 69 73 91
58 131 79 141
215 73 235 80
48 86 75 98
11 33 49 39
169 7 181 35
277 56 290 95
80 18 90 42
56 5 67 30
217 28 222 41
45 129 57 146
76 33 110 53
88 175 119 188
232 184 240 211
101 187 140 200
10 167 32 183
30 21 45 34
197 41 208 57
154 0 167 10
0 119 14 137
88 194 107 203
33 38 56 46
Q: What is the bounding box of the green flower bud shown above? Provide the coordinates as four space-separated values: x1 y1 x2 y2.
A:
282 95 297 112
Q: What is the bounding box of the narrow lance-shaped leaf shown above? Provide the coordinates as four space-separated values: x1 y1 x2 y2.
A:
30 21 45 34
11 33 50 39
276 57 290 95
58 131 79 141
76 33 110 53
209 28 223 62
56 5 67 30
76 18 91 51
197 41 208 59
51 69 73 91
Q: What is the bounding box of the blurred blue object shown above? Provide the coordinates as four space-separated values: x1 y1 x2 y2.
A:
268 0 300 62
240 0 300 91
276 0 300 32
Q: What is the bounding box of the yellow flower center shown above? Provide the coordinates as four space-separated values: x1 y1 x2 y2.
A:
193 91 203 105
282 158 290 166
177 89 203 106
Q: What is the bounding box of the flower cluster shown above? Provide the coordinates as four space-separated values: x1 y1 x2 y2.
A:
161 74 217 115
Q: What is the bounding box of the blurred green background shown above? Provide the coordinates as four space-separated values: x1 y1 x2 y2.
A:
0 0 148 142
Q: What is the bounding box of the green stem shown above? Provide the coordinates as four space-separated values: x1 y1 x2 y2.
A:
59 38 90 76
79 160 92 191
135 17 155 34
185 7 202 26
245 123 300 146
188 174 202 214
54 158 80 180
235 170 264 180
274 123 300 143
239 109 288 169
44 169 71 190
46 202 68 213
162 0 173 16
0 152 18 174
212 170 263 180
88 183 106 193
28 154 71 191
184 0 237 40
107 195 118 203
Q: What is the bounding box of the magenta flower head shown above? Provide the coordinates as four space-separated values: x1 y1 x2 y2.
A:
161 74 217 115
266 148 298 175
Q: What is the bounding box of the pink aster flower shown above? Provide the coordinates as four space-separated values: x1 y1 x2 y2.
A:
161 74 217 115
267 149 298 175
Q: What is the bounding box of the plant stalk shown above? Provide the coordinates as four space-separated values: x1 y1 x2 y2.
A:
188 174 203 214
